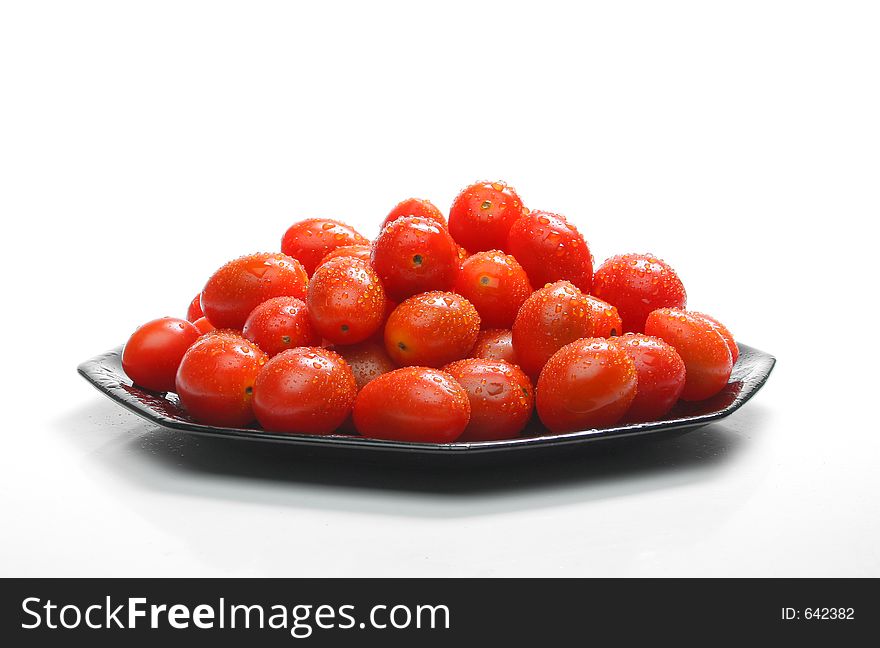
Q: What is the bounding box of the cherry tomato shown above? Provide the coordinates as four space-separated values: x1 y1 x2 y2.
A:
644 308 732 401
317 244 373 269
692 312 738 364
192 317 215 335
453 250 533 329
353 367 470 442
384 291 480 367
536 338 637 433
470 328 518 365
448 180 526 252
456 245 470 265
610 333 686 422
371 216 459 301
307 257 387 344
186 294 203 322
506 210 593 293
380 197 446 231
201 252 308 330
252 347 356 434
592 253 686 333
175 333 268 427
332 341 397 390
443 359 534 441
511 281 592 377
584 295 623 338
281 218 368 276
242 296 320 356
122 317 201 393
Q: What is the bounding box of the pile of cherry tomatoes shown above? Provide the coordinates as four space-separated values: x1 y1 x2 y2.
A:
121 181 738 443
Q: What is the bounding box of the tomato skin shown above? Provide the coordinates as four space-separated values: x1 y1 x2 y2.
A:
186 294 204 322
592 253 686 333
381 198 446 231
536 338 638 433
644 308 732 401
201 252 309 330
175 333 268 427
384 291 480 367
584 295 623 338
448 181 525 252
506 210 593 293
443 359 534 441
281 218 369 276
306 257 387 344
353 367 470 442
371 216 459 301
192 317 215 335
453 250 533 329
122 317 201 393
242 296 320 356
610 333 686 422
691 312 738 364
332 341 397 390
317 244 373 269
470 329 518 365
511 281 592 378
252 347 357 434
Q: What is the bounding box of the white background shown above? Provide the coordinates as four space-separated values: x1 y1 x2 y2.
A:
1 1 878 577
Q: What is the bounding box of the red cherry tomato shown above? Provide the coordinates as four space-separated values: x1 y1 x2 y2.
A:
380 197 446 231
511 281 592 377
307 257 387 344
353 367 470 442
470 329 518 365
317 244 373 269
242 296 320 356
592 253 686 333
332 341 397 390
448 180 526 252
122 317 201 393
691 312 738 364
201 252 309 330
384 291 480 367
371 216 459 301
644 308 732 401
175 333 268 427
281 218 368 276
506 210 593 293
610 333 686 422
584 295 623 338
186 294 203 322
536 338 637 433
443 359 534 441
453 250 533 329
192 317 215 335
252 347 357 434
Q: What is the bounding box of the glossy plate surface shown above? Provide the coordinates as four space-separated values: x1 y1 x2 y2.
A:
78 344 774 456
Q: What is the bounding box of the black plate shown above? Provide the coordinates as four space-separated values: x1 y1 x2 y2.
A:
77 343 775 457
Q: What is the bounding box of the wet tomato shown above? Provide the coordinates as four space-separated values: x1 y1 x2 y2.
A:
252 347 357 434
511 281 592 377
175 333 268 427
592 253 686 333
584 295 623 338
506 210 593 293
317 244 373 269
610 333 686 422
192 317 215 335
332 340 397 390
306 257 387 344
692 312 738 364
371 216 459 301
536 338 637 433
122 317 201 393
281 218 368 276
242 296 320 356
200 252 308 330
380 197 446 231
453 250 532 329
469 329 518 365
448 180 525 252
644 308 732 401
352 367 470 442
384 291 480 367
186 294 203 322
443 359 534 441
